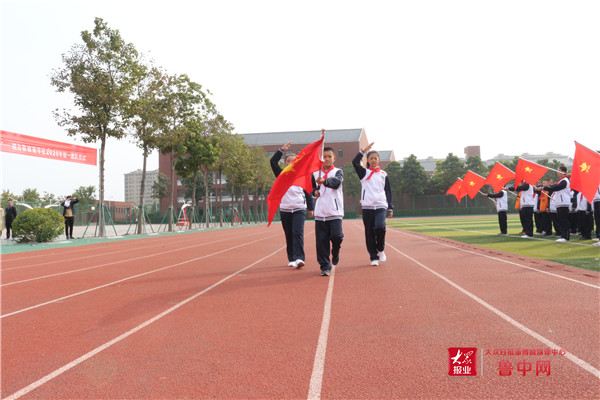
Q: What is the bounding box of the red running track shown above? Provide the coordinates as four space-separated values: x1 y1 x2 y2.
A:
1 222 599 399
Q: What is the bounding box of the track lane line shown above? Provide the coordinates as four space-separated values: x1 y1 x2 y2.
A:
0 230 237 271
1 234 279 319
307 265 336 400
1 245 286 400
389 228 600 289
1 234 267 287
387 243 600 379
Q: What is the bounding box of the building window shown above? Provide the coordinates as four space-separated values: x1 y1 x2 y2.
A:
338 148 343 158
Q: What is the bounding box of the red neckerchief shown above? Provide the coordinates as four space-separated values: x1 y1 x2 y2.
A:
321 165 334 179
366 167 381 180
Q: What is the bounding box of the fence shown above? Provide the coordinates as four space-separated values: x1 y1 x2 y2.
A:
8 193 506 230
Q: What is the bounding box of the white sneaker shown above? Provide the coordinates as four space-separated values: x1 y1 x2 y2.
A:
555 238 567 243
378 251 387 262
521 235 533 239
288 261 297 267
593 242 600 247
295 259 305 269
370 260 379 266
592 238 599 242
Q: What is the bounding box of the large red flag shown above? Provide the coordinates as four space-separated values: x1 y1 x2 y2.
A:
267 134 324 226
484 162 515 192
570 142 600 204
446 178 465 203
459 171 486 199
514 158 548 186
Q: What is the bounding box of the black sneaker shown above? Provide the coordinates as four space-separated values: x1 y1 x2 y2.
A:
332 255 339 266
320 269 331 276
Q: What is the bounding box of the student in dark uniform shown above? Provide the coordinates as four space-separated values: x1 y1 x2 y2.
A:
61 196 79 239
352 142 393 266
4 200 17 239
270 142 314 268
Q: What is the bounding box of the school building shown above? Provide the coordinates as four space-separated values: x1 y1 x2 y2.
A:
157 128 396 213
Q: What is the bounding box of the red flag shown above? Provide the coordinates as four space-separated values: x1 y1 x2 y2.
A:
446 178 465 203
267 134 324 226
570 142 600 204
514 159 548 186
484 162 515 192
459 171 486 199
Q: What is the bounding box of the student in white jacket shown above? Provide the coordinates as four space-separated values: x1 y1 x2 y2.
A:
312 147 344 276
352 142 393 266
485 189 508 235
543 166 571 242
270 142 314 268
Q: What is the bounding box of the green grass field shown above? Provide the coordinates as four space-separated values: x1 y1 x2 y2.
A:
388 215 600 272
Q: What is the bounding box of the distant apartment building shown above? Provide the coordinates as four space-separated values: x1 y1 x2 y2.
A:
124 169 159 206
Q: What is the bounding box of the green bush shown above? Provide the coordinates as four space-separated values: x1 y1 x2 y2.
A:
12 208 64 243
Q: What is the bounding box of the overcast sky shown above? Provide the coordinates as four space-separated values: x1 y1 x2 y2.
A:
1 0 598 201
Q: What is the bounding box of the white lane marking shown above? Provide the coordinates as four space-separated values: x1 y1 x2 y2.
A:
2 235 252 286
389 228 600 289
2 246 285 400
394 221 598 247
387 243 600 379
1 234 279 319
307 266 336 400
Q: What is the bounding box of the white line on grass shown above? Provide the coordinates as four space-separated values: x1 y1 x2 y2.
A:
394 221 597 247
389 229 600 289
1 234 279 318
2 246 286 400
307 265 336 400
387 243 600 380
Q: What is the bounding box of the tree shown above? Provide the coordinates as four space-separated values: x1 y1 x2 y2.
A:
21 188 41 203
175 119 221 228
465 155 488 176
51 18 138 236
156 74 213 231
1 190 19 203
151 173 170 202
41 191 58 204
384 161 402 198
72 185 97 204
126 62 168 234
429 153 467 194
342 162 362 212
248 146 275 219
400 155 429 197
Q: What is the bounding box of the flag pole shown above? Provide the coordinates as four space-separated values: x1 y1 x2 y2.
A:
478 190 497 204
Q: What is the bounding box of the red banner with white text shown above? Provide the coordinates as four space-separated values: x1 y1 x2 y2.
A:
0 130 97 166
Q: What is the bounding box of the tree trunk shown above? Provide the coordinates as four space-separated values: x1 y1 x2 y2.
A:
137 145 148 235
203 168 210 228
218 164 223 227
189 170 198 230
98 134 106 237
169 151 175 232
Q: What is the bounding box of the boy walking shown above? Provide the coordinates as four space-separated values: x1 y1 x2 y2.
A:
312 147 344 276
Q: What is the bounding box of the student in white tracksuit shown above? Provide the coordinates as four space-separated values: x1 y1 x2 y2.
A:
486 189 508 235
352 142 393 266
312 147 344 276
543 166 571 242
270 142 314 268
507 180 535 238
